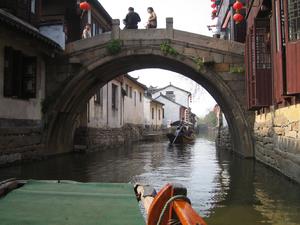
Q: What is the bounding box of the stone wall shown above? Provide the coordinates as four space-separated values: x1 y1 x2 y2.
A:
254 105 300 183
216 127 232 151
0 127 44 166
74 124 143 151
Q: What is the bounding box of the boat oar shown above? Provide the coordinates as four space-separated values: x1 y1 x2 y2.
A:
171 126 183 145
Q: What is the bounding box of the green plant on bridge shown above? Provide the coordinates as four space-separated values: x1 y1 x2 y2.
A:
106 39 122 55
230 66 245 74
160 41 178 57
193 57 204 71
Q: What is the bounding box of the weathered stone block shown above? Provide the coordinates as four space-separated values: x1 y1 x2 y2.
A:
286 131 298 139
263 137 273 144
274 115 288 127
214 63 230 72
291 121 300 132
274 127 285 136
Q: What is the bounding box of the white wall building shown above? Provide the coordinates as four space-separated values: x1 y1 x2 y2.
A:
152 84 191 108
152 84 192 124
80 75 146 129
81 79 124 128
123 75 146 126
154 94 186 127
144 96 164 130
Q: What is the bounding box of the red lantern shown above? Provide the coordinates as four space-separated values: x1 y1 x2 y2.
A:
80 1 91 11
233 13 244 23
211 0 216 2
233 1 244 11
211 3 217 8
212 9 218 14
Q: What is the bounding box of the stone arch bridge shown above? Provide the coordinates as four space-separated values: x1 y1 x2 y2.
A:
45 18 254 158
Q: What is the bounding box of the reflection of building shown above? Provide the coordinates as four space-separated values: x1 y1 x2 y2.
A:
151 84 193 125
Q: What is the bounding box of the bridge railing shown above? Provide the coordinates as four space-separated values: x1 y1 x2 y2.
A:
66 17 244 56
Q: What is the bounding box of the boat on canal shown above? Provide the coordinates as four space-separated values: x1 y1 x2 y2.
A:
0 179 207 225
167 121 196 144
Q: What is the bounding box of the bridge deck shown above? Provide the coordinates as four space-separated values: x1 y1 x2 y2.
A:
66 28 244 57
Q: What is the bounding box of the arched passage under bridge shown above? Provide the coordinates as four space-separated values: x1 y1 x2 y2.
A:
45 18 254 158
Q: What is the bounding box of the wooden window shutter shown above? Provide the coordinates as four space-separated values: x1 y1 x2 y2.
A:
13 50 24 98
254 18 273 107
22 56 37 98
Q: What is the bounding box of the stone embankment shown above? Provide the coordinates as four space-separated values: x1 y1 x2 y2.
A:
0 127 44 166
216 127 232 151
74 125 167 151
74 124 143 151
254 106 300 183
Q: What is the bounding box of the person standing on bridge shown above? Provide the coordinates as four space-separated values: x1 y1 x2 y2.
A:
146 7 157 29
123 7 141 29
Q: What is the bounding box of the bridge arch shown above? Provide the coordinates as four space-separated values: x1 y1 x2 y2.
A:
46 19 254 158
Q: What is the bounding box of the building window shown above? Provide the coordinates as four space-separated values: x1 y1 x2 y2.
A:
139 92 142 102
129 87 132 98
94 88 103 106
288 0 300 41
134 91 137 106
152 108 154 119
125 84 129 96
158 109 161 120
255 20 271 69
4 47 37 99
166 91 174 95
162 108 164 119
31 0 36 14
112 84 118 110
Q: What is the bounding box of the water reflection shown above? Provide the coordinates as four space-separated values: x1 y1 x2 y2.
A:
0 137 299 225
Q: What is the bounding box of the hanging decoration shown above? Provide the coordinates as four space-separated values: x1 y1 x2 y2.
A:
233 0 243 10
233 13 244 23
79 1 91 11
232 0 244 24
211 3 217 8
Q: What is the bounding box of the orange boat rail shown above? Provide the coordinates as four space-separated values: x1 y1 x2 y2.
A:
147 184 207 225
173 200 207 225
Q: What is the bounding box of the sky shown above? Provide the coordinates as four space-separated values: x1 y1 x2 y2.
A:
99 0 217 117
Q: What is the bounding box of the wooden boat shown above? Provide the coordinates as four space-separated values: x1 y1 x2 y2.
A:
0 179 207 225
167 120 196 144
167 133 196 144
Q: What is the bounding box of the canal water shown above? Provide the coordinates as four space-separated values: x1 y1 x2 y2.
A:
0 137 300 225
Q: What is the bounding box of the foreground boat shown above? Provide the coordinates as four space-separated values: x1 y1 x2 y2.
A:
0 179 206 225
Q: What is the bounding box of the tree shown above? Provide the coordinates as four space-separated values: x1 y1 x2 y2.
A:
197 111 217 128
